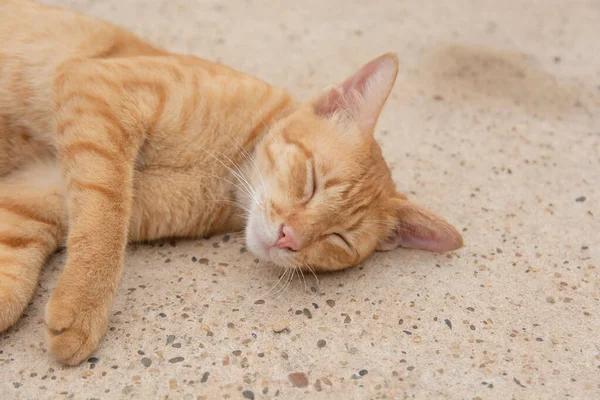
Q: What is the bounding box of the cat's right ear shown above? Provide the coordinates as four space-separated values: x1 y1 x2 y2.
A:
313 53 399 135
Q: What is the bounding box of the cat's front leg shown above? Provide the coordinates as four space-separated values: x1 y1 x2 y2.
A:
45 65 146 365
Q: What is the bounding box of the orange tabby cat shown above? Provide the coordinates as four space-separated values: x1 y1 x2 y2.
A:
0 0 463 365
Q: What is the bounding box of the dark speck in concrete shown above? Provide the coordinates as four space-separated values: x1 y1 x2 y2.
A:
514 377 527 388
168 357 184 363
575 196 586 202
141 358 152 367
444 319 452 329
288 372 309 388
201 372 210 382
242 390 254 399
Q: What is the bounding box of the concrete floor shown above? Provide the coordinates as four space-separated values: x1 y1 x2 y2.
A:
2 0 599 399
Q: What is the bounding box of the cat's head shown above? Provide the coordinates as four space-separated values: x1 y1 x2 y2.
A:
245 53 463 271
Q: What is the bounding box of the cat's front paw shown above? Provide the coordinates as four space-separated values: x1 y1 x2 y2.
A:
44 289 109 365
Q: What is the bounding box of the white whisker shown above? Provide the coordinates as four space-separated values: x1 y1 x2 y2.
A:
299 266 308 295
275 266 295 300
305 262 320 293
206 200 251 214
197 147 257 202
272 268 293 299
223 134 268 200
293 266 306 302
262 267 289 298
215 149 261 206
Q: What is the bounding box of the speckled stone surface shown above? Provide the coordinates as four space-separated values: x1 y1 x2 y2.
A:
1 0 599 399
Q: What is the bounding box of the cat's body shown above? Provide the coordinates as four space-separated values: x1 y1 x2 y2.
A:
1 0 294 239
0 0 463 365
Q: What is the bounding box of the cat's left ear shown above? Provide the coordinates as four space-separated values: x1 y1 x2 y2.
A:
376 198 464 252
313 53 399 134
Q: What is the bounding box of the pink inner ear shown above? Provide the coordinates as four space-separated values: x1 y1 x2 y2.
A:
338 56 383 99
312 53 398 131
376 202 463 253
314 86 344 118
395 226 460 252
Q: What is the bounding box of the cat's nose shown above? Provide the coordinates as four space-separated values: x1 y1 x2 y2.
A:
274 224 300 251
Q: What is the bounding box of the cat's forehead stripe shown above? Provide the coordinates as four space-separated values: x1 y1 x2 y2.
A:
323 177 343 190
243 96 291 147
349 202 370 215
282 130 311 159
346 217 364 233
264 142 276 168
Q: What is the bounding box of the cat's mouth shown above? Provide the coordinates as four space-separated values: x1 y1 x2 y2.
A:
246 230 296 267
245 210 300 266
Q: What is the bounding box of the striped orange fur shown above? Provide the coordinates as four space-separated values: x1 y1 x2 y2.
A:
0 0 462 365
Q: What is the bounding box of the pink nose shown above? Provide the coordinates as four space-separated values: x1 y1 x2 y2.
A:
274 225 300 251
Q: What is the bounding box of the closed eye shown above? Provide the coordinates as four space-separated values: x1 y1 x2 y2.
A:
311 161 317 198
303 160 318 204
329 232 352 249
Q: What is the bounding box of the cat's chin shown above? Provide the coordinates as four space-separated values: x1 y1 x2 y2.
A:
246 235 271 261
245 214 276 262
